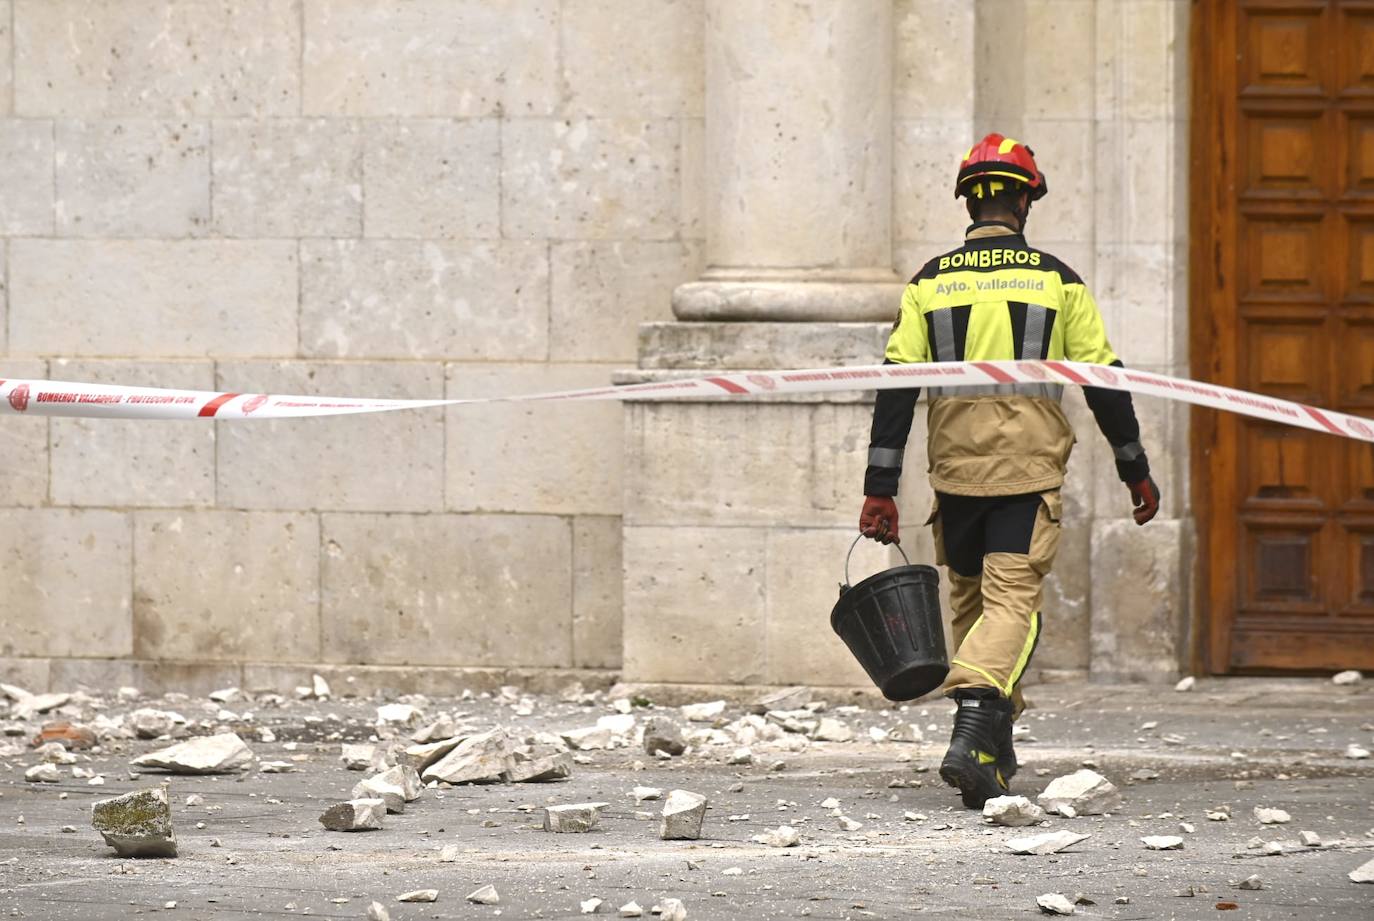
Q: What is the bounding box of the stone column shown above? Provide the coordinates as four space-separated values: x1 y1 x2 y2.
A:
672 0 903 322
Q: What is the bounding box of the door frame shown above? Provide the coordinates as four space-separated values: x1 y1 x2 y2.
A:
1189 0 1241 674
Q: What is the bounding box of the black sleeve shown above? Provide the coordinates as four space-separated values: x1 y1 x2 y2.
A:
1082 360 1150 483
863 361 920 497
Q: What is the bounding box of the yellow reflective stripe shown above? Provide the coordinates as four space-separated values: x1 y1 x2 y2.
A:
950 657 1002 691
1005 611 1041 695
998 137 1021 154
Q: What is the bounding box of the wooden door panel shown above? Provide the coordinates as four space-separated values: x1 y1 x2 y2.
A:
1195 0 1374 673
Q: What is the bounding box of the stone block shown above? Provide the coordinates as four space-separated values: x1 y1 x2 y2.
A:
0 358 49 507
562 0 703 118
302 0 558 117
0 120 54 234
680 118 705 241
1095 119 1184 246
895 0 974 119
445 363 622 515
0 2 10 116
1096 0 1187 122
1018 119 1093 244
622 526 767 684
213 119 362 237
0 509 132 659
15 0 300 116
0 656 50 693
8 240 297 357
627 403 842 528
1089 518 1186 681
362 119 499 239
573 516 623 670
894 119 974 249
502 118 680 241
299 240 549 361
55 120 210 237
91 785 177 858
764 529 872 687
552 242 703 363
638 322 888 371
658 788 707 840
133 511 320 662
320 513 573 667
47 657 135 694
1024 0 1096 119
49 361 215 508
214 361 444 512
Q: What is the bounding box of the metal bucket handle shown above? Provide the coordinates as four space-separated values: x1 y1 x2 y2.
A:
843 534 911 588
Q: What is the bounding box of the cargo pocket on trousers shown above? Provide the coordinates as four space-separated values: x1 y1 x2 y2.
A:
1028 489 1063 577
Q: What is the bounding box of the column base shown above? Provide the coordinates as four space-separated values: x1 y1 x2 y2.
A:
673 277 905 322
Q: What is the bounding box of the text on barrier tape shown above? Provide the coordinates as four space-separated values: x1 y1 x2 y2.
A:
0 360 1371 443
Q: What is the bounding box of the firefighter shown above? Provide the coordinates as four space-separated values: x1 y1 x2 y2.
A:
858 133 1161 809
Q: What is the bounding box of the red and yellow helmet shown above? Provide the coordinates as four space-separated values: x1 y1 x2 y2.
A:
954 133 1047 201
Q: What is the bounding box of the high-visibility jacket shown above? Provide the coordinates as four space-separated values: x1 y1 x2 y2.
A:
865 222 1149 498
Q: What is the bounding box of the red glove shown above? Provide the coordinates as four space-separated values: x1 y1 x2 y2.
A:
1129 476 1161 526
860 496 900 544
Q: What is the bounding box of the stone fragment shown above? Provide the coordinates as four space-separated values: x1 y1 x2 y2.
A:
1332 670 1362 685
129 708 186 739
397 890 438 903
681 701 725 722
1345 744 1370 760
597 713 636 736
1253 807 1291 825
1141 835 1183 850
581 897 603 913
751 686 812 714
466 885 500 905
13 692 72 719
422 728 510 785
983 795 1047 827
562 726 614 751
402 736 464 771
619 901 643 917
838 816 863 832
727 746 753 765
366 903 390 921
633 786 663 803
311 674 331 700
133 733 253 775
753 825 800 848
1037 893 1076 915
659 789 707 840
811 718 854 743
1036 770 1121 816
656 898 687 921
209 687 243 704
1235 875 1263 890
25 763 61 783
376 703 425 730
1350 857 1374 883
340 743 375 771
33 721 97 750
352 775 407 814
1006 831 1092 855
411 714 457 744
1174 676 1195 692
544 802 608 833
642 717 687 756
91 785 177 858
439 844 460 862
1299 830 1322 847
1262 841 1285 856
508 751 573 783
318 798 385 832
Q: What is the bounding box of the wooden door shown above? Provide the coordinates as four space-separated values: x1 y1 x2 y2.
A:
1193 0 1374 672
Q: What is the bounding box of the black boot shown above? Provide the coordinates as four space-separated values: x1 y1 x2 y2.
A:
939 690 1014 809
999 716 1019 782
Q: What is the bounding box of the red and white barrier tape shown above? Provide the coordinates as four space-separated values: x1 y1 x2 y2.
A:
0 361 1371 442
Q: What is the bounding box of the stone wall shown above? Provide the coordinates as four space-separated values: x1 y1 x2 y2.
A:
0 0 1192 695
0 0 707 694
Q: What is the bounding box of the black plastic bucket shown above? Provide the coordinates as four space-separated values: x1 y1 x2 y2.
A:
830 536 948 701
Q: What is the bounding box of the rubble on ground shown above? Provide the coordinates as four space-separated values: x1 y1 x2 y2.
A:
1037 893 1076 915
642 716 687 756
91 785 177 858
1141 835 1183 850
319 799 386 832
751 686 812 714
1350 857 1374 883
1253 806 1291 825
132 733 253 774
983 795 1047 827
1037 769 1121 815
422 728 510 784
1332 670 1362 685
466 885 500 904
1006 830 1091 855
753 825 800 847
397 889 438 903
545 802 608 833
659 789 707 840
681 700 725 722
655 898 687 921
